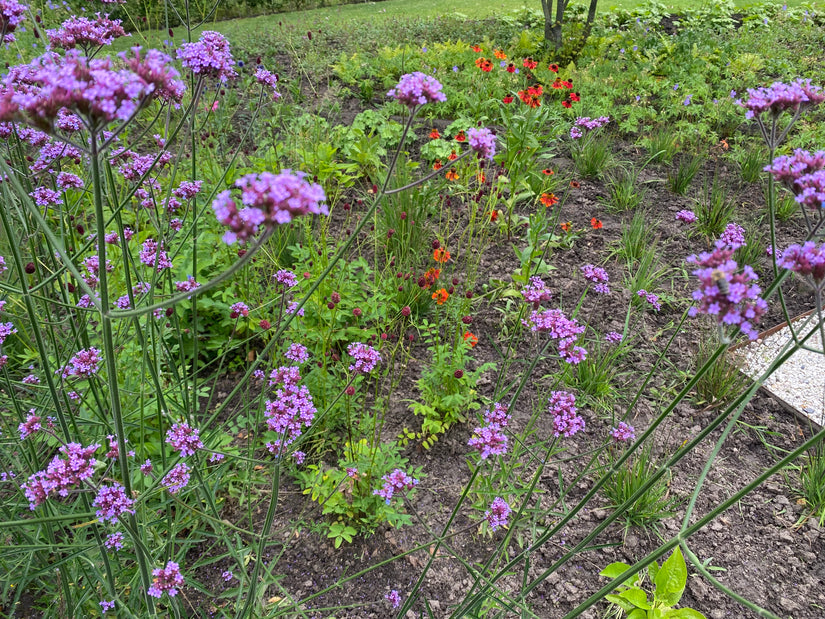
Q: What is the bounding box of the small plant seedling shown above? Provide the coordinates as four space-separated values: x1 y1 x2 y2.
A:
600 547 707 618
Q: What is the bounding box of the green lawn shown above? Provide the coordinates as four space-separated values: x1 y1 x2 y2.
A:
125 0 816 49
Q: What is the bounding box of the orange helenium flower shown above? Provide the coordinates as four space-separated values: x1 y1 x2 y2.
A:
542 168 554 175
429 129 441 139
560 221 571 232
432 288 449 305
494 49 506 60
445 169 459 181
471 45 482 52
540 193 559 207
591 217 603 229
433 248 450 263
517 85 543 108
463 332 478 347
477 172 486 184
523 57 538 70
448 150 458 161
433 160 443 170
454 131 466 142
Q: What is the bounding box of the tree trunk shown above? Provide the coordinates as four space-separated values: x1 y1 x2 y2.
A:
570 0 600 63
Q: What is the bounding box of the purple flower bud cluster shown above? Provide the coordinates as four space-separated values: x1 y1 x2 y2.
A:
347 342 381 374
778 242 825 290
174 180 203 200
581 264 610 294
373 468 418 504
29 186 62 206
254 67 281 100
139 238 173 271
467 127 496 160
175 276 200 293
176 31 237 83
22 442 100 509
604 331 623 344
675 210 697 223
468 424 508 459
274 269 298 288
1 49 185 131
387 72 447 109
148 561 185 598
571 116 610 139
269 365 301 387
264 371 316 455
610 422 635 442
212 171 327 244
46 14 128 51
165 421 204 457
104 531 124 551
484 402 510 427
485 497 512 531
717 222 746 250
521 276 552 307
0 0 27 44
738 78 824 119
385 590 402 609
229 301 249 319
636 289 661 312
59 347 101 379
0 321 18 345
161 462 191 494
18 411 46 440
548 391 585 437
686 247 767 340
93 482 135 523
285 342 309 364
56 171 84 190
523 308 587 364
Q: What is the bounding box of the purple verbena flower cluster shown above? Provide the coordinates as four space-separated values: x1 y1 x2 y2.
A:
581 264 610 294
18 411 44 440
548 391 585 437
0 0 27 43
570 115 610 139
21 442 101 509
521 276 552 308
0 321 17 345
675 209 697 223
778 242 825 290
385 590 402 609
104 531 124 551
686 247 767 340
175 276 200 293
161 462 191 494
93 482 135 523
274 269 298 288
738 78 824 119
347 342 381 374
254 67 281 100
467 127 496 160
46 13 128 51
229 301 249 319
165 421 204 457
717 222 746 250
212 171 327 244
523 308 587 364
148 561 185 598
485 497 512 531
610 422 636 442
285 342 309 364
468 424 508 459
29 186 62 206
636 289 661 311
59 347 101 379
373 468 418 504
264 374 316 455
176 31 237 82
387 72 447 109
139 238 173 271
605 331 623 344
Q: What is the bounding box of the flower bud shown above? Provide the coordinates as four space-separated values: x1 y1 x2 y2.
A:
25 262 35 274
454 370 464 379
345 386 355 396
331 292 340 304
401 306 411 317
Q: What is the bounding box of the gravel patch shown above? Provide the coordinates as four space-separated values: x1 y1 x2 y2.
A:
736 313 825 426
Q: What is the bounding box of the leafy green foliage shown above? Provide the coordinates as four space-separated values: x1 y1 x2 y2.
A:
601 548 707 618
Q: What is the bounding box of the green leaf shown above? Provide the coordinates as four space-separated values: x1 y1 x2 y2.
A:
619 588 650 609
628 610 647 619
669 609 707 619
648 560 660 583
654 547 687 607
600 562 633 580
605 594 636 612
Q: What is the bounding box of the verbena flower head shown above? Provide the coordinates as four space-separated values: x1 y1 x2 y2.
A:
717 222 746 250
1 49 184 131
521 276 552 307
0 0 27 44
254 67 280 100
468 424 508 459
373 468 418 504
347 342 381 374
47 13 128 51
18 411 46 440
610 422 635 442
284 342 309 364
675 210 697 224
21 442 100 509
581 264 610 294
483 402 510 427
229 301 249 319
93 482 135 523
547 391 585 437
467 127 496 160
387 72 446 109
686 247 767 340
59 347 102 379
274 269 297 288
605 331 623 344
139 238 173 271
738 78 824 119
573 116 610 136
161 462 191 494
485 497 511 531
523 308 587 363
636 289 662 312
264 382 316 454
176 31 237 82
794 169 825 210
212 171 327 244
778 242 825 290
269 365 301 387
385 590 402 609
148 561 185 598
165 421 204 457
104 531 124 551
764 149 825 188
